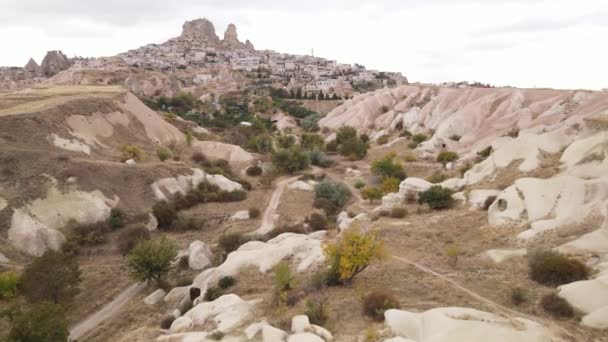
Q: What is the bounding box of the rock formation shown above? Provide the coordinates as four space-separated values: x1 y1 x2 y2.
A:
23 58 41 78
245 39 255 50
180 18 220 45
40 50 70 77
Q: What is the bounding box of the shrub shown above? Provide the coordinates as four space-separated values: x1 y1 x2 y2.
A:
418 186 453 210
381 177 400 194
314 181 351 209
160 315 175 329
127 237 177 283
153 201 177 229
191 152 210 165
107 208 125 230
209 331 225 340
528 250 589 287
204 286 224 301
185 131 193 146
412 133 428 144
400 129 413 138
323 228 386 284
376 135 390 145
354 180 366 189
249 207 261 218
301 133 325 150
313 198 339 215
272 147 310 173
339 138 368 160
247 134 275 154
325 140 338 152
173 216 200 231
307 212 327 231
511 287 528 306
275 261 295 291
157 147 172 162
301 114 322 132
117 226 151 256
305 297 329 326
361 187 383 204
218 276 236 290
541 293 574 318
390 207 407 218
360 134 370 143
309 150 333 168
336 126 358 144
9 302 69 342
121 144 144 161
65 220 109 247
459 162 472 176
246 164 263 176
0 271 20 299
476 146 492 162
363 291 399 321
219 233 247 253
437 150 458 165
427 171 447 184
371 153 406 180
22 250 81 303
277 135 296 149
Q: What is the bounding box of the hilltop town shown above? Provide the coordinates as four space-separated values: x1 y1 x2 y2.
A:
0 18 407 98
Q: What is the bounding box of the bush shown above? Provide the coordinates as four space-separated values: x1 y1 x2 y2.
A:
121 144 144 161
361 187 383 204
22 251 81 303
249 207 261 218
445 245 462 266
371 153 406 180
390 207 407 218
272 147 310 173
354 180 366 189
437 150 458 165
427 171 447 184
459 162 472 176
325 140 338 152
218 276 236 290
191 152 210 165
153 201 177 229
301 114 322 132
381 177 400 194
173 216 201 231
314 181 351 210
313 198 338 215
307 212 327 231
409 133 428 148
309 150 333 168
9 302 69 342
511 287 528 306
323 228 386 284
541 293 574 318
107 208 125 230
476 146 493 162
418 186 453 210
301 133 325 150
0 271 20 299
528 251 589 287
339 137 368 160
160 315 175 329
204 286 225 301
400 129 413 138
277 135 296 149
127 237 177 283
274 261 295 291
219 233 247 253
116 226 151 256
336 126 358 144
247 134 274 154
246 164 263 176
157 147 172 162
363 291 399 321
360 134 370 143
65 220 109 247
305 297 329 326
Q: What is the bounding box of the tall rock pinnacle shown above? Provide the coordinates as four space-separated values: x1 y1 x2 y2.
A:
223 23 242 48
180 18 220 44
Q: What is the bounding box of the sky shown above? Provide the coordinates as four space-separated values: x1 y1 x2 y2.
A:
1 0 607 90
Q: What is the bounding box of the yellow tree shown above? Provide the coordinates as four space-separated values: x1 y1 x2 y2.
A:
323 226 386 285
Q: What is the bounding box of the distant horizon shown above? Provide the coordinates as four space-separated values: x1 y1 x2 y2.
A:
2 0 607 90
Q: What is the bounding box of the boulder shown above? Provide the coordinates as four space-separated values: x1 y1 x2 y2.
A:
484 249 527 264
291 315 311 333
384 307 558 341
171 294 258 333
468 189 499 210
287 333 324 342
381 193 404 210
337 211 370 232
188 241 213 270
231 210 250 221
151 168 243 201
399 178 432 198
144 289 166 305
164 286 190 305
263 325 288 342
245 320 269 340
125 159 136 165
288 180 315 192
145 213 158 231
310 325 332 341
192 141 254 165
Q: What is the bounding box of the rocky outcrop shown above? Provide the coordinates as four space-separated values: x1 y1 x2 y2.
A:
24 58 41 78
180 18 220 45
150 168 244 201
384 307 560 341
40 50 71 77
191 140 254 165
245 39 255 50
222 23 243 49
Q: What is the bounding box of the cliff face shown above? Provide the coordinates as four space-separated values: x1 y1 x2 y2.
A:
180 18 221 44
40 50 71 77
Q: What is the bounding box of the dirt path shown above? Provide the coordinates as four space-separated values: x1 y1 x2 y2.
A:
253 175 300 235
69 282 146 341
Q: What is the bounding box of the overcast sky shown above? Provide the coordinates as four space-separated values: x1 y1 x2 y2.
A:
1 0 607 90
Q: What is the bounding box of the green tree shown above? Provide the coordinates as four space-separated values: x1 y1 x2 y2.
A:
127 237 178 283
0 271 20 299
361 187 383 204
339 138 368 160
301 133 325 150
314 181 352 208
336 126 358 145
247 134 275 154
437 150 458 165
418 186 453 210
21 250 81 303
276 135 296 149
271 147 310 174
8 302 69 342
371 153 406 180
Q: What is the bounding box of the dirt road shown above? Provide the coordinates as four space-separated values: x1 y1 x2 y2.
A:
253 175 300 235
